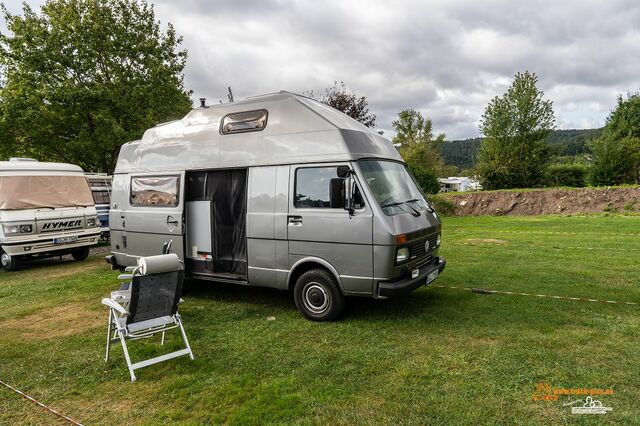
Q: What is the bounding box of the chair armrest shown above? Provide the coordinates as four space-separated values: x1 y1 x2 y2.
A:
101 298 128 315
117 274 133 281
124 266 136 272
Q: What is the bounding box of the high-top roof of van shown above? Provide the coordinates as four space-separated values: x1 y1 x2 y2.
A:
0 159 85 174
115 91 402 173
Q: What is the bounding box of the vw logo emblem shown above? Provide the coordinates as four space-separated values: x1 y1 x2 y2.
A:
424 240 430 252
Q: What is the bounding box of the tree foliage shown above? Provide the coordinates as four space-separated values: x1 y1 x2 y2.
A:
545 163 587 187
476 71 555 189
588 93 640 185
392 108 450 182
0 0 192 172
309 81 376 128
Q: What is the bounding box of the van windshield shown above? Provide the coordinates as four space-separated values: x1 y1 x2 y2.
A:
358 160 430 216
0 175 94 210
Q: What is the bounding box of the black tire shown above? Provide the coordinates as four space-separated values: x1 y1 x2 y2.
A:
71 246 90 261
0 249 20 272
293 268 346 321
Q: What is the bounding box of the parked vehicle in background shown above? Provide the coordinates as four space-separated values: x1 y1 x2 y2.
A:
0 158 100 271
107 92 445 320
86 173 112 240
438 176 482 193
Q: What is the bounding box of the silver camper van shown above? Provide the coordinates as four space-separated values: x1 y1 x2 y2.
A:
0 158 101 271
107 92 445 320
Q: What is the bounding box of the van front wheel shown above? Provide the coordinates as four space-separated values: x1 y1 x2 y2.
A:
71 246 90 261
0 250 20 272
294 269 345 321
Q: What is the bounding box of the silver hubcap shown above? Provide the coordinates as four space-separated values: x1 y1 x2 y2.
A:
303 282 329 314
1 253 10 266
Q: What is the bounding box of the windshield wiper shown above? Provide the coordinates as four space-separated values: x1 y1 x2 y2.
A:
380 200 421 217
405 198 434 213
380 200 404 208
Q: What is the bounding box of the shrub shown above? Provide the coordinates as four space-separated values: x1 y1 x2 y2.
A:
410 167 440 195
545 163 588 187
428 195 456 215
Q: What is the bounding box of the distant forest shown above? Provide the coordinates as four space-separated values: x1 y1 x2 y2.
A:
441 128 603 170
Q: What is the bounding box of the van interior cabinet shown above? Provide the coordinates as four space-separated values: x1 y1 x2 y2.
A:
185 200 214 272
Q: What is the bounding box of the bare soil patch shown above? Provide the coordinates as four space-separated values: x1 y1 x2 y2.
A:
444 187 640 216
463 238 508 244
0 303 103 340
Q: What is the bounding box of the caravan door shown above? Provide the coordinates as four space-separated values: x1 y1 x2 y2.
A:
123 172 185 259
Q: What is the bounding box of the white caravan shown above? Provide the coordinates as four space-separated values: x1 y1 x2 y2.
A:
0 158 101 271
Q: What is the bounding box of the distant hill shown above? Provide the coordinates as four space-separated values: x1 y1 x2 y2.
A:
441 128 603 169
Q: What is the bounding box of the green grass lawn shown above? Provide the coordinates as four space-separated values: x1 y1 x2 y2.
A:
1 215 638 425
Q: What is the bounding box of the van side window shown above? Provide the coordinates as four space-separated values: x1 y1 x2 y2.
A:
130 176 180 207
295 167 364 209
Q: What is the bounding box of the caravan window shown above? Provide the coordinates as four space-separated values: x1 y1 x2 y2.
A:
130 176 180 207
92 190 111 204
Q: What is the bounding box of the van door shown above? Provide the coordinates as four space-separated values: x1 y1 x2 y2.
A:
123 172 185 260
287 163 373 295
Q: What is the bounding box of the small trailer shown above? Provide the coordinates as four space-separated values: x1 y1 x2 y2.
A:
0 158 101 271
107 92 445 320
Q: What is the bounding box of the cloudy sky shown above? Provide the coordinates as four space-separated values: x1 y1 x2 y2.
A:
3 0 640 139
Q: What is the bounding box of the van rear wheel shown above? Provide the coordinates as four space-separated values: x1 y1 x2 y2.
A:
71 246 90 261
293 269 345 321
0 250 20 272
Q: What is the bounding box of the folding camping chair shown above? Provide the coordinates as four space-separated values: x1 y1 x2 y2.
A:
102 253 194 382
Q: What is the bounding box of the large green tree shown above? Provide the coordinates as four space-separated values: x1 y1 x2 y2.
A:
392 109 447 193
476 71 555 189
588 93 640 185
0 0 192 172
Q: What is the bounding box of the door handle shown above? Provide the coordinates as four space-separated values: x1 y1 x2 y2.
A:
288 215 303 226
166 215 179 231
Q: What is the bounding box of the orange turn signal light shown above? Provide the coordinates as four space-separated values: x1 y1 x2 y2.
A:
395 234 407 245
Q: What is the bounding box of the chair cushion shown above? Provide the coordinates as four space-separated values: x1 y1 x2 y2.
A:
127 315 176 333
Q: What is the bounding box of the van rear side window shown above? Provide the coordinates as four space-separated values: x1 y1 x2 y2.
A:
130 176 179 207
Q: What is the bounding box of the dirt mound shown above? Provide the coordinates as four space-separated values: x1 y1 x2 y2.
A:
444 187 640 216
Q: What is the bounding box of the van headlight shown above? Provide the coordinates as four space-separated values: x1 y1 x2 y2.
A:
86 217 97 227
19 224 33 233
3 224 19 234
436 233 441 247
396 247 409 263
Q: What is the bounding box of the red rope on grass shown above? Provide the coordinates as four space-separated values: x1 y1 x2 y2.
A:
0 379 84 426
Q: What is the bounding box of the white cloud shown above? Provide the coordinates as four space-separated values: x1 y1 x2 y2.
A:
3 0 640 139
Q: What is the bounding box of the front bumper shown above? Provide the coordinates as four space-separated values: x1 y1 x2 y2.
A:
377 257 446 298
0 229 101 256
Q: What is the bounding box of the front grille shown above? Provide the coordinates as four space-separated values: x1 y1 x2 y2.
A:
409 233 439 260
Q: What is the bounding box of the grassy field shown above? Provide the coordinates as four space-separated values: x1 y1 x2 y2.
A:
0 215 638 424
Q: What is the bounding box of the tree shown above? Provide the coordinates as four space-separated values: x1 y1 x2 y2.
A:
476 71 555 189
588 93 640 185
0 0 192 172
308 81 376 127
392 109 450 186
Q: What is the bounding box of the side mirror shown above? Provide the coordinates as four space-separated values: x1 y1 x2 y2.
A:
329 178 345 208
336 165 351 178
344 175 355 213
